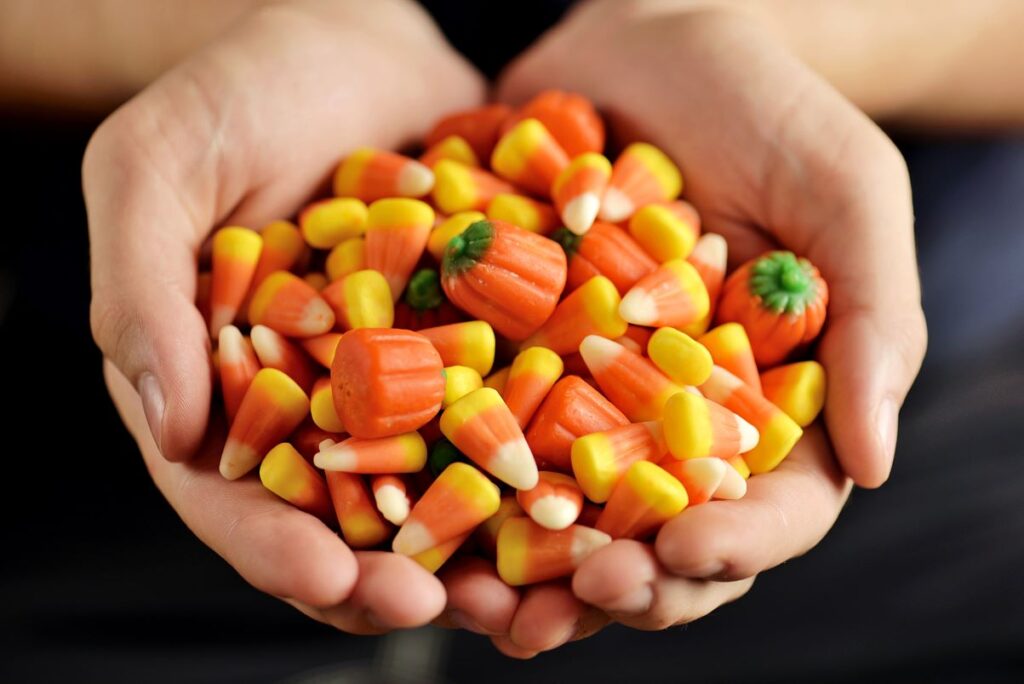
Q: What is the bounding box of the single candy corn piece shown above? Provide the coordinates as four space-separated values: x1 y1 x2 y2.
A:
321 269 394 330
579 335 683 422
476 495 524 556
647 327 714 387
252 220 306 288
501 347 564 429
628 201 700 263
700 365 803 473
443 365 484 408
260 443 333 521
412 531 470 574
681 233 728 337
418 320 495 377
516 472 584 531
522 276 628 356
427 211 485 262
571 421 666 503
525 375 629 471
425 103 512 161
300 332 342 369
220 368 309 480
552 153 612 235
365 198 434 301
326 471 391 548
441 219 567 340
662 390 759 461
310 376 346 433
727 455 751 479
596 461 688 540
599 143 683 223
420 134 479 169
291 419 342 462
325 237 366 282
699 323 762 393
660 457 747 505
393 462 501 556
428 436 466 477
303 272 328 291
371 474 414 525
432 160 515 214
250 324 316 392
497 517 611 586
440 388 538 490
617 325 653 355
554 222 658 296
619 258 709 329
491 118 570 197
315 431 427 473
486 193 559 235
483 366 511 394
209 227 262 337
331 328 444 439
299 198 368 250
248 271 335 337
760 360 826 427
333 147 434 202
507 90 605 157
218 325 260 425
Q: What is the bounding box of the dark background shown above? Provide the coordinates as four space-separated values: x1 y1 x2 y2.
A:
2 2 1024 681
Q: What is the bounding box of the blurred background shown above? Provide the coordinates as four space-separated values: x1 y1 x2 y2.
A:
2 1 1023 682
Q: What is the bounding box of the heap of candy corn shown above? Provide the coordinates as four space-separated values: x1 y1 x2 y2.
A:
200 91 830 587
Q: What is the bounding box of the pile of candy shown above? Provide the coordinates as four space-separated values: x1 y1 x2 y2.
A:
199 91 829 587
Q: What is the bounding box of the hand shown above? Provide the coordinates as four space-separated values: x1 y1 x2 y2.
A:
87 0 485 631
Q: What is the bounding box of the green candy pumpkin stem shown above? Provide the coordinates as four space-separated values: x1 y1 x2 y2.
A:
443 220 495 277
749 251 818 315
551 227 582 257
404 268 443 311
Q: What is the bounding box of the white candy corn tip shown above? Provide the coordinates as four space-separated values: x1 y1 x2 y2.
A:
737 415 760 453
250 325 284 365
300 297 335 334
313 443 355 471
578 335 622 374
570 526 613 566
489 439 539 490
397 162 435 197
562 193 601 235
319 438 338 450
219 440 258 481
692 232 727 265
218 325 246 364
716 465 747 500
392 519 435 557
619 289 658 326
598 187 634 223
529 496 579 531
375 485 411 525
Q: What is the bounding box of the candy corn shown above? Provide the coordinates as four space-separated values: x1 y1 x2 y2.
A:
418 320 495 377
552 153 611 235
252 220 306 288
507 90 605 157
596 461 688 540
248 271 335 337
220 368 309 480
425 103 512 161
209 227 262 337
647 327 713 386
700 365 803 473
699 323 762 393
393 462 500 557
579 335 682 422
760 361 826 427
553 221 657 296
259 443 333 521
299 198 368 250
432 159 515 214
420 134 478 169
310 376 346 433
599 143 682 222
516 472 584 531
290 419 342 461
525 375 629 471
440 387 538 490
497 517 610 586
660 457 747 505
326 470 391 548
315 431 427 473
662 390 759 461
628 200 700 262
682 232 728 336
303 272 328 291
333 148 434 202
522 276 627 355
299 332 342 369
619 259 709 328
486 193 559 234
483 366 511 394
325 236 365 282
218 324 259 424
727 455 751 479
491 118 569 197
412 532 470 574
250 324 316 392
331 328 444 439
501 347 564 429
364 198 434 301
371 475 414 525
427 211 485 262
320 269 395 330
476 495 524 556
443 365 484 408
571 421 665 503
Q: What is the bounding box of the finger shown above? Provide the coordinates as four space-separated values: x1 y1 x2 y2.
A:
105 361 358 608
573 540 753 631
438 557 520 636
491 635 539 660
508 582 588 653
656 424 851 580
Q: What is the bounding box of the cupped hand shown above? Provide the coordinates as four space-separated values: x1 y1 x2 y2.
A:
86 0 485 630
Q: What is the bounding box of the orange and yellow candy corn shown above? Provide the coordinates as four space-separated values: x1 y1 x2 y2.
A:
314 431 427 473
418 320 495 377
522 275 627 356
320 269 394 330
427 211 485 262
619 259 709 328
303 272 328 291
660 456 746 505
251 220 305 289
310 376 346 433
476 494 524 556
426 103 512 161
628 200 700 262
371 474 414 526
440 387 538 490
299 198 368 250
259 443 333 521
501 346 564 429
291 420 342 461
218 324 259 425
596 461 688 540
579 335 682 422
412 532 470 574
220 368 309 480
393 462 500 557
760 360 826 427
250 324 316 392
682 233 728 337
491 118 569 197
419 134 478 169
600 143 682 222
325 237 366 282
552 153 611 235
571 421 665 503
300 332 342 369
662 390 759 461
443 365 484 408
508 90 605 157
483 366 511 394
326 470 391 548
516 472 584 531
432 159 514 214
554 221 657 296
333 147 434 202
647 327 714 387
699 323 762 393
209 227 262 337
364 198 434 301
486 193 559 234
497 517 610 586
248 271 335 337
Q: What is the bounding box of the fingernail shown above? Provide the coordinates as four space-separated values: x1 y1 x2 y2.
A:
603 584 653 615
449 609 493 635
877 398 898 462
137 372 165 451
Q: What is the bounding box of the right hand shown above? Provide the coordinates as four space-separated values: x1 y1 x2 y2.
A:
86 0 485 631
